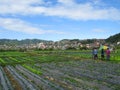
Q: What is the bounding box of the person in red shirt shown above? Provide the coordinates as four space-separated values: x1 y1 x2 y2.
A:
106 48 110 60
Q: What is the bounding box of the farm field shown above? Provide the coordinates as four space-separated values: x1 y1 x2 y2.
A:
0 51 120 90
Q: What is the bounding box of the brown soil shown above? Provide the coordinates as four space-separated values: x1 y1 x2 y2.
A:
4 67 22 90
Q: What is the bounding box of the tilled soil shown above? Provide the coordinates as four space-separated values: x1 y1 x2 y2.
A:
1 59 120 90
36 60 120 90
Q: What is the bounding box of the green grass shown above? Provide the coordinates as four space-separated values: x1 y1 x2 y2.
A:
0 51 27 57
23 64 43 75
0 50 120 66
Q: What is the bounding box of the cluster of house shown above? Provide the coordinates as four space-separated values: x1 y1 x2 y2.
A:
0 39 119 51
0 42 111 51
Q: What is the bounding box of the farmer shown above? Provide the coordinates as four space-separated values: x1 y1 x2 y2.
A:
101 48 105 60
92 48 98 60
106 48 110 60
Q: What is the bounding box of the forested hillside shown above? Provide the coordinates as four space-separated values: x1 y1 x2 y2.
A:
0 39 104 46
0 39 52 46
106 33 120 43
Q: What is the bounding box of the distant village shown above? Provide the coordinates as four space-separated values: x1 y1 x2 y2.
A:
0 39 119 51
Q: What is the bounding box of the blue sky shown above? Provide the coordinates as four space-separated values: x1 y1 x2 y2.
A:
0 0 120 41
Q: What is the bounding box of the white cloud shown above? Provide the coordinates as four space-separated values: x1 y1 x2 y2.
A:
57 0 75 5
0 0 120 20
92 29 106 33
0 18 65 34
0 0 45 15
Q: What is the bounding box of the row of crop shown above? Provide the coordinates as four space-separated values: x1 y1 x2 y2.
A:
0 66 13 90
22 64 74 89
0 57 21 65
15 65 46 89
7 56 33 63
16 65 64 90
0 54 66 66
1 63 65 90
35 62 109 90
58 60 120 76
0 56 40 65
22 64 42 75
40 63 99 90
0 51 27 57
0 58 6 65
37 61 120 89
6 65 37 90
38 64 91 90
64 61 120 85
36 61 109 90
22 64 94 90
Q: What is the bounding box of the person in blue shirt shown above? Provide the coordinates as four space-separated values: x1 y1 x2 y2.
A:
92 48 98 60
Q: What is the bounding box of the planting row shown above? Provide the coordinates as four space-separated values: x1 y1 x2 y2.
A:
35 60 120 90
